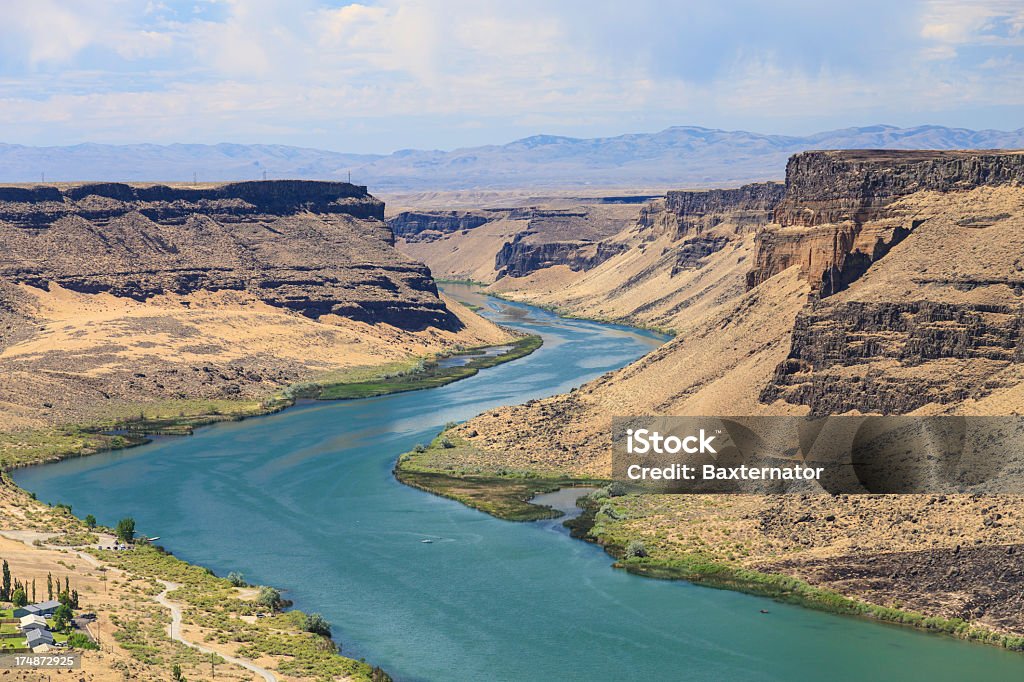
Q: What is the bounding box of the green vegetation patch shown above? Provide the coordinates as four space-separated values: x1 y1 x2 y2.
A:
0 398 284 470
315 334 542 400
396 431 603 521
573 493 1024 653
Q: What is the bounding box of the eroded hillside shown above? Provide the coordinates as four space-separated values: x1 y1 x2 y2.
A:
0 181 513 430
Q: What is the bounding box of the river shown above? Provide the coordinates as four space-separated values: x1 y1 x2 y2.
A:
13 284 1024 681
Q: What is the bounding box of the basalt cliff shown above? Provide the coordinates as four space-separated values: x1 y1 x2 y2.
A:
0 181 512 429
1 181 456 329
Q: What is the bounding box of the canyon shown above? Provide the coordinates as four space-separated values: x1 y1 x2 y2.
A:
400 149 1024 642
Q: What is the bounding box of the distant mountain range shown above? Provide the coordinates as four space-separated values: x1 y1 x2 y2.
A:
3 124 1023 191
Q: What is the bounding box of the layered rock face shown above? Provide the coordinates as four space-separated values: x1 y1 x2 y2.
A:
494 234 626 278
0 181 459 331
753 151 1024 414
387 210 492 241
395 203 639 283
652 182 785 273
663 182 786 238
492 208 628 279
747 150 1024 294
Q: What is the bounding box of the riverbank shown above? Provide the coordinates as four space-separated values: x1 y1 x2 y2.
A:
0 478 391 681
0 333 544 681
395 426 1024 653
395 432 603 521
0 334 542 472
571 492 1024 651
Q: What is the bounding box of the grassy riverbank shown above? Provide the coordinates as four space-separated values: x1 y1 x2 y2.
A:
395 431 604 521
0 478 392 681
312 334 542 400
568 492 1024 652
0 336 541 472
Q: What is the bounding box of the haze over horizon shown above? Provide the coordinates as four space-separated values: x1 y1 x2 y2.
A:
0 1 1021 153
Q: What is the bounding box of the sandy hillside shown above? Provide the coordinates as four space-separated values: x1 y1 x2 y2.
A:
0 284 511 430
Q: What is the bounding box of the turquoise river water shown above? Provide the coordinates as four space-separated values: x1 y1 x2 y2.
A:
14 285 1024 681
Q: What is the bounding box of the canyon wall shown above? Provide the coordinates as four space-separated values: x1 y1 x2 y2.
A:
395 204 639 283
747 150 1024 294
750 150 1024 414
0 181 458 330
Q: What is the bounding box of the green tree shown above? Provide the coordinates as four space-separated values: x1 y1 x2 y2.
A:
172 663 187 682
256 586 282 611
115 517 135 544
226 572 247 587
53 604 73 633
30 578 35 603
71 589 79 609
84 514 97 528
47 573 53 601
11 587 27 607
1 559 10 601
303 612 332 637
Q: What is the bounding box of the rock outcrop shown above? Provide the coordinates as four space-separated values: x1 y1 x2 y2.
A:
647 182 784 273
396 203 640 283
387 210 492 241
494 236 626 278
0 181 460 331
752 150 1024 414
747 150 1024 294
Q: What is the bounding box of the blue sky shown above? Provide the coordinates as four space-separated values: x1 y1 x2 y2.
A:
0 0 1021 152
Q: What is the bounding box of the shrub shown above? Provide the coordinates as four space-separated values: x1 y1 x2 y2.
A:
439 438 455 449
84 514 97 528
303 612 332 638
624 540 648 559
115 517 136 543
66 632 99 650
227 572 248 587
413 444 426 453
607 482 626 497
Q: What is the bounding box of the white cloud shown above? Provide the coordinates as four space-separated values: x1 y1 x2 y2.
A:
0 1 1020 150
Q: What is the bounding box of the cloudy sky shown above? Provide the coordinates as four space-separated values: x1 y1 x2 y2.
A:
0 0 1021 152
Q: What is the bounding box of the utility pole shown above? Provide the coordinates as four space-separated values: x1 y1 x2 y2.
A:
348 170 351 183
262 170 267 181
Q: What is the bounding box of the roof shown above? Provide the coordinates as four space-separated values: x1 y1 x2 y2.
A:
30 600 61 610
26 629 54 645
19 614 47 628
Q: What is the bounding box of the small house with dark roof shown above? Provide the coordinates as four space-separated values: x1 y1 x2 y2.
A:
25 627 54 652
13 600 60 618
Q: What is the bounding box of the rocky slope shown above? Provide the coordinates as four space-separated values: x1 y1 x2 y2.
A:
488 182 785 330
0 181 513 429
393 203 638 283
